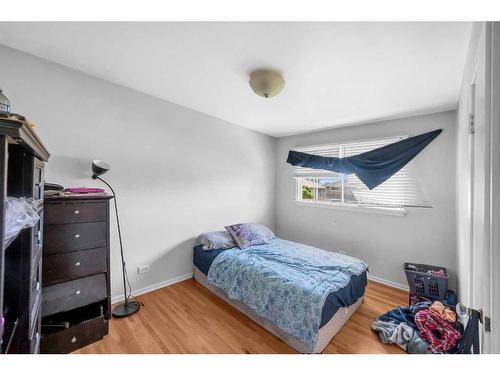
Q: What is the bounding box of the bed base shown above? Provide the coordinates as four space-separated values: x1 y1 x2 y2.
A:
193 266 364 354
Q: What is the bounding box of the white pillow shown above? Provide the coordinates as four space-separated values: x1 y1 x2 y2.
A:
196 231 236 251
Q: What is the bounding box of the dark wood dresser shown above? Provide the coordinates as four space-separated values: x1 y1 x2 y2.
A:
0 116 50 354
41 194 113 353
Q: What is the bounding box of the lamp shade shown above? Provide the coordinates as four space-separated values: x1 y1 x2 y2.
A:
91 160 110 179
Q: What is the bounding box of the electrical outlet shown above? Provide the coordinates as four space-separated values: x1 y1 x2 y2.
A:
137 265 150 274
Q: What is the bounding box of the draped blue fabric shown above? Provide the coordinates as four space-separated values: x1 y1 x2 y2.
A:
286 129 442 190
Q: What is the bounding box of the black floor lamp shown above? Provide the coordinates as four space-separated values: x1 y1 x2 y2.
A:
91 160 141 318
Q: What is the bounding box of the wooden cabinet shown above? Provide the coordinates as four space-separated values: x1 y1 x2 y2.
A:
41 195 112 353
0 115 50 354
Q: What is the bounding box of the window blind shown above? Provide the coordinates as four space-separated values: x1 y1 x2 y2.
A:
293 136 431 208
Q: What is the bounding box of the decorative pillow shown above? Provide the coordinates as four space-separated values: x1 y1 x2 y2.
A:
196 231 236 251
224 223 272 249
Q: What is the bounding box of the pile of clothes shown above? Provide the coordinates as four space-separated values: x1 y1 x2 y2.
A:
372 301 463 354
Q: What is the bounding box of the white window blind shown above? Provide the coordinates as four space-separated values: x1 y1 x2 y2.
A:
294 136 430 209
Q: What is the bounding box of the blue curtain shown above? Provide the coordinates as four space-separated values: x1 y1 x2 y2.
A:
287 129 442 190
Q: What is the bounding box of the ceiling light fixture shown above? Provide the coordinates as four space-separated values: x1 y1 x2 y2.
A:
249 69 285 98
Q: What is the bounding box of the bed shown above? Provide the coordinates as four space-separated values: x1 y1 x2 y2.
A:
193 238 368 353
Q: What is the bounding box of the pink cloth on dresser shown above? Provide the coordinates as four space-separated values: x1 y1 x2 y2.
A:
65 187 105 194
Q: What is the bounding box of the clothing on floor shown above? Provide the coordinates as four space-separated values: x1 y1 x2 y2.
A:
378 306 416 329
372 319 399 344
415 309 462 353
378 301 431 330
372 300 466 354
371 318 429 354
372 303 432 354
406 331 430 354
390 322 413 345
429 301 456 323
409 301 433 314
456 309 480 354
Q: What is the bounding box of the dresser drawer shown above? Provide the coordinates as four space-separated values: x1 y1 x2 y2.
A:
43 247 107 285
41 314 108 354
44 222 107 254
45 202 107 225
42 274 107 317
41 303 108 354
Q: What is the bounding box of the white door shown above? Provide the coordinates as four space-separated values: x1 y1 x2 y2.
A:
469 25 491 353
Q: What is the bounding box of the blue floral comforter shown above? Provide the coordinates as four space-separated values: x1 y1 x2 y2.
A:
207 239 368 351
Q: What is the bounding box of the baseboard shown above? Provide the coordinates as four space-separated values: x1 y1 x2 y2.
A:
111 272 194 304
367 274 409 291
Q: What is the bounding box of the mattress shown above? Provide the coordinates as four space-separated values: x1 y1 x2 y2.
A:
194 266 364 353
193 244 367 328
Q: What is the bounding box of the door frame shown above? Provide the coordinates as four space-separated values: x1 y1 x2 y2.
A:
467 21 496 354
489 21 500 354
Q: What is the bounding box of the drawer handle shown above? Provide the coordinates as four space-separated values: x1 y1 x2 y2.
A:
74 234 80 239
71 336 77 344
74 210 80 215
74 261 81 267
75 290 81 295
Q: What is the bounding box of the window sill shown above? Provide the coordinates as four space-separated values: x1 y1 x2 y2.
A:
294 200 407 216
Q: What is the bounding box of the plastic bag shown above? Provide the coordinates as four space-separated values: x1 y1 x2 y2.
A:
4 197 42 246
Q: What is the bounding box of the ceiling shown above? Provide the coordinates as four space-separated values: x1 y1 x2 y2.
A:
0 22 472 137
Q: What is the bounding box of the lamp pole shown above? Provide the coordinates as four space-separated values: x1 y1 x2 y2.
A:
92 161 140 317
94 177 128 305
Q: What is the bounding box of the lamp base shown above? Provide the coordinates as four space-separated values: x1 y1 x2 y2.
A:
112 300 141 318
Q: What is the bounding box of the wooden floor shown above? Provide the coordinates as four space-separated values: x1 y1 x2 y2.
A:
75 278 408 354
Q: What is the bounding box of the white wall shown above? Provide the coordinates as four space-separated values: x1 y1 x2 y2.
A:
275 111 457 289
0 45 276 299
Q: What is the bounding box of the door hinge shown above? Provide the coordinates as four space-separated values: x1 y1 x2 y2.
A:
469 113 476 134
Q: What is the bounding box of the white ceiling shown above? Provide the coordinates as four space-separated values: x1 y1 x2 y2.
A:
0 22 471 137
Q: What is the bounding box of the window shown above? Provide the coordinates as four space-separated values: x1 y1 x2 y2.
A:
294 136 430 213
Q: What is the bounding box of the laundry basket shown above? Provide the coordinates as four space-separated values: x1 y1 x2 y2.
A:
404 263 448 300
